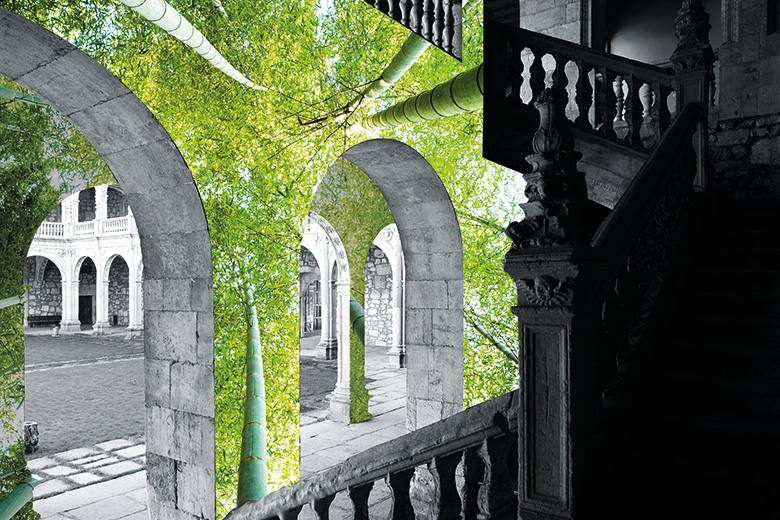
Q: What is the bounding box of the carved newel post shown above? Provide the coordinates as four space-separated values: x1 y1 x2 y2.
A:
670 0 714 191
504 87 600 519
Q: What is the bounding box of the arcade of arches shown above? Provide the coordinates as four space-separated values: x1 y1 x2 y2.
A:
24 185 143 337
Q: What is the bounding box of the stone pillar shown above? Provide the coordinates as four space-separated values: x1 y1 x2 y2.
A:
95 184 108 235
504 87 600 519
328 281 352 422
316 241 337 359
93 262 111 335
60 279 81 334
670 0 714 192
126 262 143 338
63 194 77 238
387 249 406 367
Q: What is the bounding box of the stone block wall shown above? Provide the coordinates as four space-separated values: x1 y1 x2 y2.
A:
25 259 62 317
520 0 583 43
710 114 780 199
78 188 96 222
107 186 129 218
364 244 393 348
718 0 780 120
109 257 130 325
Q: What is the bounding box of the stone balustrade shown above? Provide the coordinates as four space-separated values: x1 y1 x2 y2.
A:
224 390 518 520
364 0 462 59
36 216 132 238
486 21 677 151
35 222 64 237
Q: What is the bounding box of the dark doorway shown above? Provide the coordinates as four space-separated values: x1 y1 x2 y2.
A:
79 295 93 324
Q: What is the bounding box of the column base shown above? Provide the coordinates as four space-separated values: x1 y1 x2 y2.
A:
327 384 351 423
387 346 406 368
60 320 82 335
125 325 144 340
92 321 112 335
316 338 338 360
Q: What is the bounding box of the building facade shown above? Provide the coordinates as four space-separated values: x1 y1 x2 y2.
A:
25 184 143 336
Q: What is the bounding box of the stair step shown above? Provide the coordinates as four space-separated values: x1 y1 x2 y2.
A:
669 315 780 345
690 248 780 269
685 268 780 292
657 341 780 377
648 371 780 416
676 290 780 316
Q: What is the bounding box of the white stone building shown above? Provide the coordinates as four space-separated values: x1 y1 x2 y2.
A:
24 184 143 336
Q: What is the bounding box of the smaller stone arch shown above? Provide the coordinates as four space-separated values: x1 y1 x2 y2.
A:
73 255 97 282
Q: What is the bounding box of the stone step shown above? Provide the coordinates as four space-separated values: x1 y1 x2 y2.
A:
668 315 780 345
647 370 780 416
656 341 780 378
675 290 780 317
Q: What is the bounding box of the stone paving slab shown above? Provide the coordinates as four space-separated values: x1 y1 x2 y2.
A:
32 438 146 501
34 470 146 518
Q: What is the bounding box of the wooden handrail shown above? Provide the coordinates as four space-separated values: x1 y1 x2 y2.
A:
225 390 518 520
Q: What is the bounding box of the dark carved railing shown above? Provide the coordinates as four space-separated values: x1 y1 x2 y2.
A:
486 20 676 151
363 0 462 59
224 391 518 520
590 102 703 407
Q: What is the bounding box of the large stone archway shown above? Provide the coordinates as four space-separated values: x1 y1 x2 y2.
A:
0 8 215 520
338 139 463 430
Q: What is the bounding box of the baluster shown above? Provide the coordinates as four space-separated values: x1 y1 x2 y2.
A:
507 42 524 101
461 447 484 520
551 52 567 91
388 0 396 19
639 82 657 148
400 0 409 25
429 452 462 520
422 0 433 40
442 0 453 54
598 66 618 138
348 482 374 520
574 59 593 129
410 0 421 32
658 84 673 135
278 505 303 520
476 435 515 520
623 75 643 146
613 74 625 123
590 68 602 130
432 0 443 47
528 50 546 105
310 495 336 520
386 468 415 520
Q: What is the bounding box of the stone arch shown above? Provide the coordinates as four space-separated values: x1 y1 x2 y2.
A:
73 255 97 282
0 9 215 520
23 252 66 284
308 212 350 282
337 139 463 430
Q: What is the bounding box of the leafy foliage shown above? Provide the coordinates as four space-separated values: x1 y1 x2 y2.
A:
0 1 523 517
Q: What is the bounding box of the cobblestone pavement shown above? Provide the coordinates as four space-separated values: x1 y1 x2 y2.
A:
298 334 407 520
25 328 144 458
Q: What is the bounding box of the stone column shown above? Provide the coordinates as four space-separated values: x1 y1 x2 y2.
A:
316 240 337 359
126 260 143 338
504 87 602 519
95 184 108 235
387 249 406 367
93 260 111 335
63 194 77 238
328 281 352 422
60 278 81 334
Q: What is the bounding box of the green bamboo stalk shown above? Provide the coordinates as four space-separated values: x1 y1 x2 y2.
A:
236 287 268 507
0 476 38 520
118 0 265 91
348 62 483 134
0 295 26 310
0 87 46 107
349 294 365 344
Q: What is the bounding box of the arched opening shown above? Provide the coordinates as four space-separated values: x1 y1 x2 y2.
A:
107 255 130 327
0 10 215 519
22 256 63 330
76 257 96 328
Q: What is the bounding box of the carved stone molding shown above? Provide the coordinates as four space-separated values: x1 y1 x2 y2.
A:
516 275 576 306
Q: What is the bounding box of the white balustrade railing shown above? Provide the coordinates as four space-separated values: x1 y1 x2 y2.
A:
35 222 64 237
104 216 130 234
73 221 96 236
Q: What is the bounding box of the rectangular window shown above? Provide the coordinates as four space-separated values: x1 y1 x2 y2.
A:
769 0 780 35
